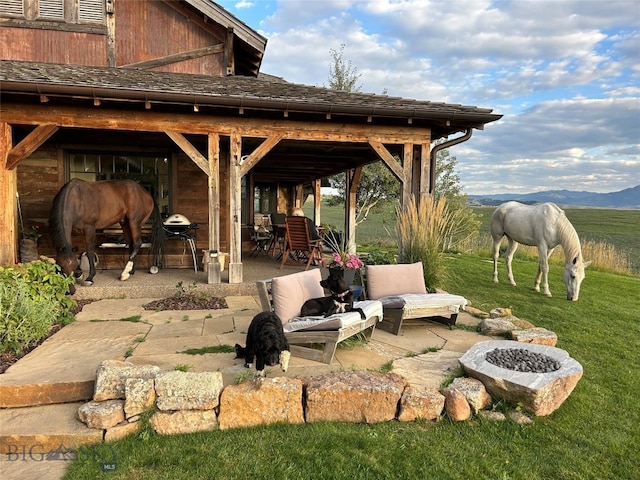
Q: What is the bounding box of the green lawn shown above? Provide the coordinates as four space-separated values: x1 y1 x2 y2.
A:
63 254 640 480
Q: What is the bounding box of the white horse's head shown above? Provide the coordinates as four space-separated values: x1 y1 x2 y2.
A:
562 256 591 301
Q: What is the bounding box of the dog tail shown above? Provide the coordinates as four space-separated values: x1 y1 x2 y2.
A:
234 344 247 359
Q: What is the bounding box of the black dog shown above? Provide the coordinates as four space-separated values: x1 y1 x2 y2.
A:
235 312 290 377
300 271 366 319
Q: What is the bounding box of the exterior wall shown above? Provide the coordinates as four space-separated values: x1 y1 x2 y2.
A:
0 26 107 65
115 0 226 75
15 143 226 270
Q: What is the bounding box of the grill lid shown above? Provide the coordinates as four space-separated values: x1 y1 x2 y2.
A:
164 214 191 226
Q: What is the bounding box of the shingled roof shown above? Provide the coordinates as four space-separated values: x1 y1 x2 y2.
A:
0 60 501 139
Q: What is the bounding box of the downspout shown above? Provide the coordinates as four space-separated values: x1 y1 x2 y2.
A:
429 128 473 194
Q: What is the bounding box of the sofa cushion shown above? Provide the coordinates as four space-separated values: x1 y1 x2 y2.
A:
366 262 428 299
271 269 324 324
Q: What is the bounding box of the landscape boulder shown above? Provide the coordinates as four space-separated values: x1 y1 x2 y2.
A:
443 386 471 421
154 371 223 411
218 377 304 430
305 371 407 424
77 400 125 429
398 386 444 422
93 360 160 401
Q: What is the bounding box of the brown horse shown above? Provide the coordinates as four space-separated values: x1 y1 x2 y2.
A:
49 179 165 293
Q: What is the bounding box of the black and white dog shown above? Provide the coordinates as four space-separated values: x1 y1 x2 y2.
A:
235 312 290 377
300 271 366 319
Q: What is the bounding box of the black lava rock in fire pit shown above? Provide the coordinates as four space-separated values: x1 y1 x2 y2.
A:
485 347 561 373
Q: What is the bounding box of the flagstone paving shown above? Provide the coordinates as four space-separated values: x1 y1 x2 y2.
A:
0 295 490 480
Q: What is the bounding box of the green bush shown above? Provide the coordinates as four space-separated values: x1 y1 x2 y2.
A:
396 196 451 290
0 258 76 354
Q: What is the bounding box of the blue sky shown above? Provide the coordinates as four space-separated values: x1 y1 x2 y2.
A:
216 0 639 195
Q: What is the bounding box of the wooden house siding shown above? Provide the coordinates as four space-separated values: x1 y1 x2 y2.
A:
115 0 227 75
0 26 107 65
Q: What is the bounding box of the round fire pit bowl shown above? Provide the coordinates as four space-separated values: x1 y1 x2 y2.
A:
459 340 583 416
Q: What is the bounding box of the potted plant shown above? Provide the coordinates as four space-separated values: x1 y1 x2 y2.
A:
20 225 41 263
320 232 364 285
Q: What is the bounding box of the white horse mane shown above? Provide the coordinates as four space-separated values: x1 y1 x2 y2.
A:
556 211 583 262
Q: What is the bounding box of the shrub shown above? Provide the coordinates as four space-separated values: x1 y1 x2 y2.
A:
396 196 454 290
0 258 76 354
0 278 57 354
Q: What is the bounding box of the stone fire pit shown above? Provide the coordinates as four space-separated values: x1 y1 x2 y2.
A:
459 340 583 416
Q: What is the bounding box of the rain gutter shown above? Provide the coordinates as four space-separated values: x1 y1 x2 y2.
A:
429 128 473 194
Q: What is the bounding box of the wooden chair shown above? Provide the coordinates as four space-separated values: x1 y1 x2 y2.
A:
280 216 322 270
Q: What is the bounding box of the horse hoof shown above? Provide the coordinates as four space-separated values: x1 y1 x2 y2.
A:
120 273 130 281
82 280 93 287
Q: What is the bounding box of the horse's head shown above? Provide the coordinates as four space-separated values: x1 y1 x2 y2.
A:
55 252 82 294
562 256 591 301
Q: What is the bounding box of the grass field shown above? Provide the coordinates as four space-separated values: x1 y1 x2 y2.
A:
313 201 640 272
63 254 640 480
62 200 640 479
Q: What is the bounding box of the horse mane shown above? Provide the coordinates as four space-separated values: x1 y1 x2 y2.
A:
556 211 582 262
49 181 74 257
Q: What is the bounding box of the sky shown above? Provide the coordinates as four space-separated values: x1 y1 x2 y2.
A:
216 0 639 195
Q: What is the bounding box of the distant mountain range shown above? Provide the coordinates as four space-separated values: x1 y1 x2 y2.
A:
468 185 640 209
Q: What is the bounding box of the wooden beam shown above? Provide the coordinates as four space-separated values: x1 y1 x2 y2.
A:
239 132 284 177
402 143 413 207
165 131 209 174
345 167 361 254
1 104 431 144
0 122 17 265
121 45 224 70
225 27 234 75
207 132 221 284
229 133 243 283
368 140 405 182
6 124 59 170
420 142 430 197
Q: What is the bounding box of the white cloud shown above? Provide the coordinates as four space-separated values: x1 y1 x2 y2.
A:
223 0 640 194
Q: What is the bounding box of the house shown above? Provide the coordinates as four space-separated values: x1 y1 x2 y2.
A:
0 0 502 283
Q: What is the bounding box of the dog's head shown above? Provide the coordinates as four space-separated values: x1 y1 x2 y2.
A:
256 326 287 366
320 271 349 294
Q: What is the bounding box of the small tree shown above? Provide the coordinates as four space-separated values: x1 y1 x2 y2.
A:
433 148 480 252
326 44 362 92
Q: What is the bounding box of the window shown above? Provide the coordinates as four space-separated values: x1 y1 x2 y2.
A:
68 152 171 215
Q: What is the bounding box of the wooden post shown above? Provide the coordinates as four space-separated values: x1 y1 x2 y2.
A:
402 143 413 208
420 142 430 198
0 122 17 265
345 167 361 254
313 179 321 225
228 133 243 283
207 133 221 283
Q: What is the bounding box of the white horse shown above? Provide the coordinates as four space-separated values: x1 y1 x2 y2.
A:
491 202 591 301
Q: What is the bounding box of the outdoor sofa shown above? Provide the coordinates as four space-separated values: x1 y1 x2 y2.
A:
365 262 468 335
256 269 382 364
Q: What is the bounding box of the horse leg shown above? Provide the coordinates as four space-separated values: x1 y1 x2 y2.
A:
492 237 501 284
120 223 141 281
504 238 518 286
535 246 554 297
83 228 98 286
85 245 98 285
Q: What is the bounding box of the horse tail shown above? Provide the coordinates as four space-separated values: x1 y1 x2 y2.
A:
49 181 74 258
149 203 166 268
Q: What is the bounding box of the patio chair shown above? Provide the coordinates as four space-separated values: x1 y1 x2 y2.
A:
250 214 273 257
256 269 382 364
365 262 468 335
279 215 323 270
